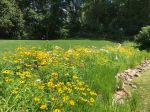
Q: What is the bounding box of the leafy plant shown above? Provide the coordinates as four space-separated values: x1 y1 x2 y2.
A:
135 26 150 48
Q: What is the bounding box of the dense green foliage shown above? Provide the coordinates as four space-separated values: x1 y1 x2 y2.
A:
136 26 150 48
0 0 150 39
0 0 24 38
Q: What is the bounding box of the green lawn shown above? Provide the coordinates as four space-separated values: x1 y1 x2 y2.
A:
0 40 115 53
133 68 150 112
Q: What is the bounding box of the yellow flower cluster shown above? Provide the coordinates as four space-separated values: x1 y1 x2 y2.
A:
46 72 97 106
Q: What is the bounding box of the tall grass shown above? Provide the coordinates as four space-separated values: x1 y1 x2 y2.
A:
0 42 149 111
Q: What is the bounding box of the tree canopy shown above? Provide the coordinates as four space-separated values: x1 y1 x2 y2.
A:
0 0 24 39
0 0 150 39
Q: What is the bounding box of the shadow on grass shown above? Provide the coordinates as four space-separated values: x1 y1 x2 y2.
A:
73 33 150 53
69 33 134 43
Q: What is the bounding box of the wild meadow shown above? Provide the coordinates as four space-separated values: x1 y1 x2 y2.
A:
1 0 150 111
0 40 150 112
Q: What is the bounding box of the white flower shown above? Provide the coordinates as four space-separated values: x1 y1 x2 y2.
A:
36 79 41 83
68 49 74 53
54 46 62 49
100 49 109 53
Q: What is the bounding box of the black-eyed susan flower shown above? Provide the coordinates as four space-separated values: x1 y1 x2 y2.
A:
2 70 13 75
69 100 75 106
53 109 61 112
89 97 95 103
40 104 47 110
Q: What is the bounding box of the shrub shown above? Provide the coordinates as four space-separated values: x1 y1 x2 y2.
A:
135 26 150 48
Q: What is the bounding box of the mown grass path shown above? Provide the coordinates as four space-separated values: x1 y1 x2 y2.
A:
133 68 150 112
0 40 115 53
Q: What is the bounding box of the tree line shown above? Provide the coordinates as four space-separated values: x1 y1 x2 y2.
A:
0 0 150 40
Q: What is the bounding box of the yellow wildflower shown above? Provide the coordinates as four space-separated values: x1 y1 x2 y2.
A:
51 72 58 78
69 100 75 106
19 80 25 84
63 96 69 102
20 73 25 79
16 72 21 76
51 97 57 102
12 88 19 94
89 97 95 103
47 81 54 88
25 64 31 67
79 88 85 91
3 70 12 75
40 104 47 110
53 109 61 112
34 97 40 102
4 77 12 82
90 92 97 96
